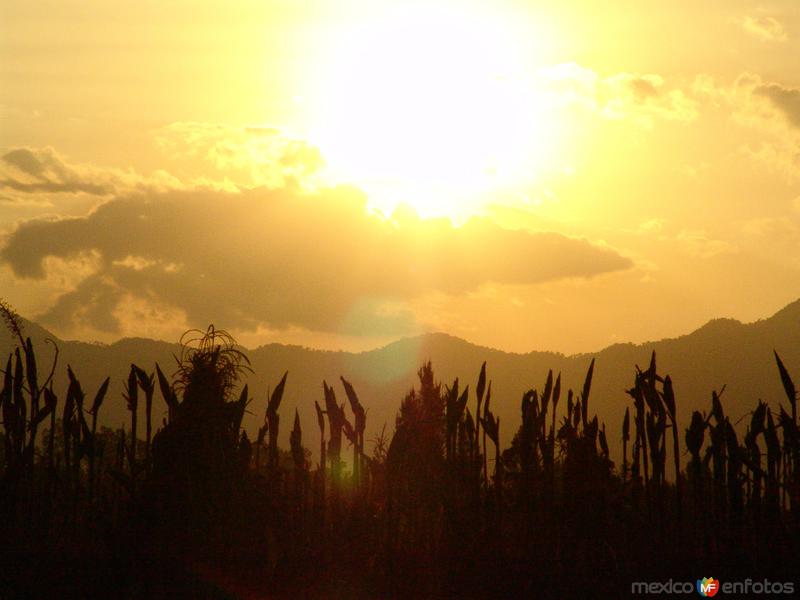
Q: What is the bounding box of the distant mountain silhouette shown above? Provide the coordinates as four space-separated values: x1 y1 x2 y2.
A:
3 299 799 463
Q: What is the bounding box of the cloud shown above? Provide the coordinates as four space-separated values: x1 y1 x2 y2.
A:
153 122 325 189
738 15 788 42
754 82 800 129
538 64 698 127
0 147 185 197
702 74 800 180
726 73 800 132
1 147 114 195
601 73 698 125
627 76 660 100
676 229 738 259
0 194 53 208
741 216 800 240
1 186 632 336
740 141 800 181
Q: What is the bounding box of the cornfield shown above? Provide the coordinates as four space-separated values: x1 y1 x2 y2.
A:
0 305 798 598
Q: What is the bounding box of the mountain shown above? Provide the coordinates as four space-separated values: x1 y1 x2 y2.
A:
2 300 799 464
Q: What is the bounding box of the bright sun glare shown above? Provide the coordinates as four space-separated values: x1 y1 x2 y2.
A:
307 5 557 221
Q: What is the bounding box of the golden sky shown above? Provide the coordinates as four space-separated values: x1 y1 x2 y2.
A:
1 0 799 354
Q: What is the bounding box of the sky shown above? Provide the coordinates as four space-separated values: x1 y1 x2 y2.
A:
1 0 799 354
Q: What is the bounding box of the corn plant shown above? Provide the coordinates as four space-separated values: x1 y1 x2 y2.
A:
340 375 366 488
267 371 288 474
774 351 798 511
323 380 346 489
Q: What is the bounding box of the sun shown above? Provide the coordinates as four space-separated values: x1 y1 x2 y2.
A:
305 4 558 221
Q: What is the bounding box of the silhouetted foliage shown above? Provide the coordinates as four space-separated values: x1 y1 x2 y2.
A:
0 305 798 598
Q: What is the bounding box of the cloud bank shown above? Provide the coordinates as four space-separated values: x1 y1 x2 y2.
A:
1 185 632 336
1 148 114 195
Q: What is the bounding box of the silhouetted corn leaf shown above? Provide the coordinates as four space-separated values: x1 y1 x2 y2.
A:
476 361 487 404
155 363 178 412
581 358 595 428
483 411 499 445
686 410 705 457
90 377 110 415
774 350 796 415
662 375 676 420
542 370 553 416
290 409 304 470
341 375 366 432
465 408 475 441
31 387 57 428
764 409 780 459
647 351 657 379
124 367 138 413
1 354 12 414
233 384 249 431
622 407 630 442
599 423 609 457
750 401 767 437
134 365 153 395
24 337 38 398
314 400 325 435
342 413 356 444
552 372 561 410
457 385 469 418
13 350 24 417
268 371 288 415
711 389 725 424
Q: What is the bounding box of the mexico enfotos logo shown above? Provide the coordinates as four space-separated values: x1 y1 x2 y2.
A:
631 577 795 595
696 577 719 597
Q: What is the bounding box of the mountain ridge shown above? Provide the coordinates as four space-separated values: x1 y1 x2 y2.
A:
17 296 799 360
2 299 799 463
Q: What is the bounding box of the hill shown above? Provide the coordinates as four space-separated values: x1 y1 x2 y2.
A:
2 300 799 463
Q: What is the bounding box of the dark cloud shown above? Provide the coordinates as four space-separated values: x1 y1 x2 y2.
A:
1 148 114 195
628 77 660 101
755 82 800 128
1 186 632 335
42 275 126 333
